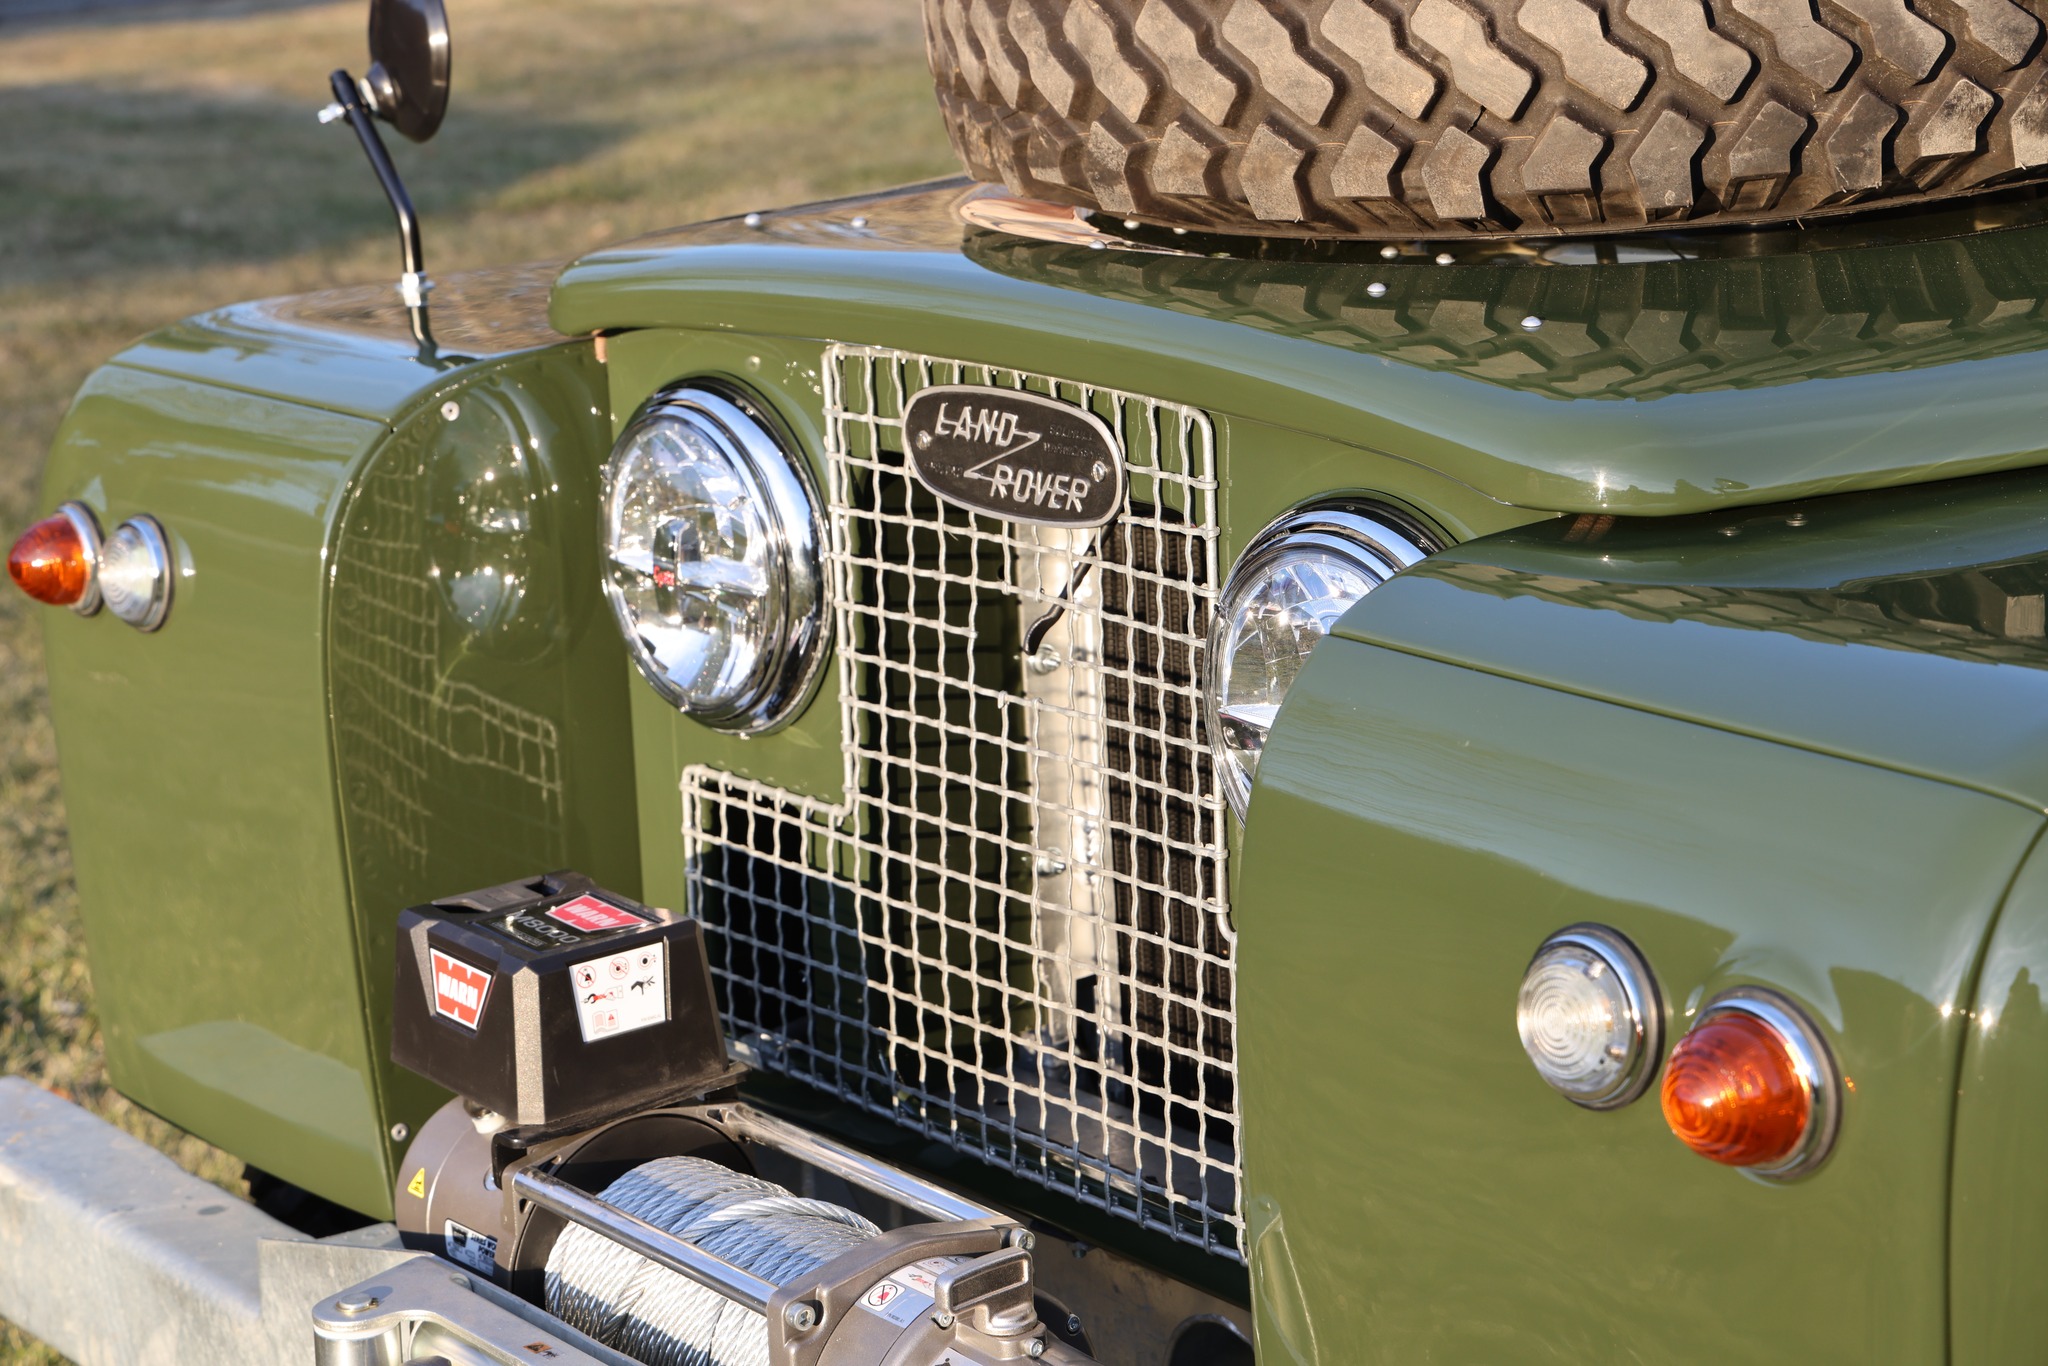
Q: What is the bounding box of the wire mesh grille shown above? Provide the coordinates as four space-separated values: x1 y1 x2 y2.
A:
330 412 566 881
683 345 1238 1257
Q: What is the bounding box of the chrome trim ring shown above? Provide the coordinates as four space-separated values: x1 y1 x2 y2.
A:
601 383 828 734
1517 923 1664 1110
101 516 173 632
1204 500 1437 818
55 502 103 617
1696 986 1843 1181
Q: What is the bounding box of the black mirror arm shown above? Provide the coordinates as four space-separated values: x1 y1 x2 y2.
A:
324 68 438 357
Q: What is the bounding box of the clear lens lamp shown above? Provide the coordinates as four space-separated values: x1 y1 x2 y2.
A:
98 516 174 632
1517 925 1662 1109
1204 502 1432 817
601 384 826 732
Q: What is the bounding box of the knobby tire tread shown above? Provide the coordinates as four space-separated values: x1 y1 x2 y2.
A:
923 0 2048 237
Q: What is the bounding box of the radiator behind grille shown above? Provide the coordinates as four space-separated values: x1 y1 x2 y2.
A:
685 346 1237 1257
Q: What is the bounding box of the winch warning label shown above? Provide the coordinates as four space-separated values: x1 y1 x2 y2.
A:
571 940 666 1042
444 1219 498 1277
858 1256 968 1329
430 949 492 1030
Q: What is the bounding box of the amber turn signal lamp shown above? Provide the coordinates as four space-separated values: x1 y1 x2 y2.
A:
8 505 101 615
1661 989 1840 1180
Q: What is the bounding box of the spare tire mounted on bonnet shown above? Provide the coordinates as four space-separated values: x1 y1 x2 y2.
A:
924 0 2048 238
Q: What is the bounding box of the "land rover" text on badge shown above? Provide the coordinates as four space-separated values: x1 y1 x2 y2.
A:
902 385 1124 527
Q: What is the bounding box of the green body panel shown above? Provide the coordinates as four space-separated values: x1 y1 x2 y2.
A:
1340 467 2048 808
324 343 644 1165
1238 635 2040 1362
38 276 634 1216
598 324 1533 927
40 365 393 1213
116 263 567 423
604 329 848 818
1952 835 2048 1363
552 181 2048 517
35 170 2048 1358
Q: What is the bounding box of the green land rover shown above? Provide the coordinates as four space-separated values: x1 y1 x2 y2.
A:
10 0 2048 1361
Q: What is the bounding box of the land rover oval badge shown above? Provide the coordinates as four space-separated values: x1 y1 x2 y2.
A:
902 385 1124 528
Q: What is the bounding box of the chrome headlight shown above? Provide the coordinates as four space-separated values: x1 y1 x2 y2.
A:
1205 502 1433 817
601 385 826 733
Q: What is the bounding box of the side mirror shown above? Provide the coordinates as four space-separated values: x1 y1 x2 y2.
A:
362 0 452 143
319 0 456 357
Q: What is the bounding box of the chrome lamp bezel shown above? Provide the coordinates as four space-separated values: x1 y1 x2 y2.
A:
600 383 828 735
102 515 173 632
55 501 104 618
1517 923 1664 1111
1204 500 1435 818
1695 986 1844 1181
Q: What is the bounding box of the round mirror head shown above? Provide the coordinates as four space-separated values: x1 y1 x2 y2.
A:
364 0 451 142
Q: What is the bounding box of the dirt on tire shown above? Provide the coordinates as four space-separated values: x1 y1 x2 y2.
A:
923 0 2048 238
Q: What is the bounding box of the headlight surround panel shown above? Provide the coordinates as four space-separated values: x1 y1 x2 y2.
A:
601 383 827 733
1206 501 1435 817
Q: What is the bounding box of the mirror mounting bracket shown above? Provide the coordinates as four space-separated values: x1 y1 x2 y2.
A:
322 67 440 359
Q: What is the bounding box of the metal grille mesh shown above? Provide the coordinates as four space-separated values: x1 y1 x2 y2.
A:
683 345 1238 1257
330 412 566 881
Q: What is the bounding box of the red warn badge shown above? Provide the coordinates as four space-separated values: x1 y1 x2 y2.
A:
430 949 492 1030
546 894 646 934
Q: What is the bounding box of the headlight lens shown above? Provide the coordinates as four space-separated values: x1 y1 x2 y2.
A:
601 385 825 732
1204 503 1431 816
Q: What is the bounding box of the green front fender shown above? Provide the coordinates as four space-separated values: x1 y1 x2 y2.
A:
38 296 639 1217
1236 634 2036 1361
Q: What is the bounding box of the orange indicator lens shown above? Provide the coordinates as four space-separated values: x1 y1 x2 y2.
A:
1661 1010 1810 1168
8 514 91 608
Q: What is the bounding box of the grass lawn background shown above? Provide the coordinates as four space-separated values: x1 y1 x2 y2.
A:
0 2 955 1357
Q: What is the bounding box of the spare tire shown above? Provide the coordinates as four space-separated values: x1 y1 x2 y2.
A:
923 0 2048 238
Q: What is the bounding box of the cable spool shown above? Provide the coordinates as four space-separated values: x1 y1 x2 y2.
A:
545 1156 882 1366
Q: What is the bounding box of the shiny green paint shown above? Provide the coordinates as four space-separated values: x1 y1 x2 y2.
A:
38 171 2048 1361
38 276 629 1215
114 262 571 422
597 323 1541 912
117 302 460 422
553 181 2048 518
1339 467 2048 810
40 365 393 1213
1951 831 2048 1362
1237 635 2041 1362
591 318 1538 1273
1210 414 1534 566
324 344 645 1173
602 328 849 831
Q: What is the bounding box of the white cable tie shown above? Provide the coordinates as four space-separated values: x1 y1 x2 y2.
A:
398 273 434 308
317 102 347 125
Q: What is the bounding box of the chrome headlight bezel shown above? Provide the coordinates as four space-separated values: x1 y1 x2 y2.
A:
600 383 828 734
1204 501 1435 818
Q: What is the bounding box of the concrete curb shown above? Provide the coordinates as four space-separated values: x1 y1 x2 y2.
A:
0 1077 415 1363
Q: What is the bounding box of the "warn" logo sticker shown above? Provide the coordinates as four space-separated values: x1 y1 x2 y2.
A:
546 894 647 934
430 949 492 1030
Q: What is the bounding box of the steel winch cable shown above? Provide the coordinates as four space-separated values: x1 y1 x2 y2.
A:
545 1156 882 1366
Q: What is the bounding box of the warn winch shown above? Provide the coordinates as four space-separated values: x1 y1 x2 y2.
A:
370 873 1098 1366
